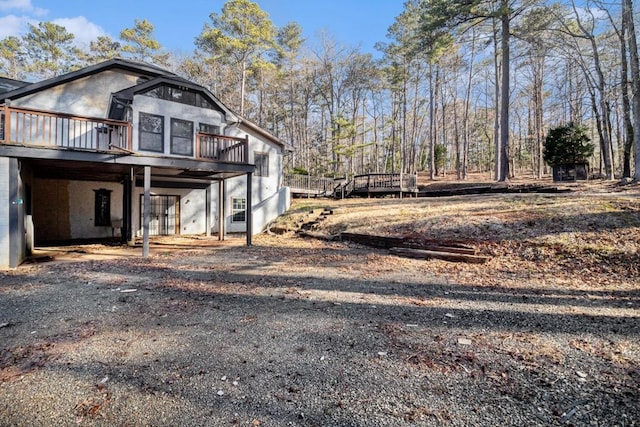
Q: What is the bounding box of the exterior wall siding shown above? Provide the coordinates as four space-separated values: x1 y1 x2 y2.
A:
0 158 26 268
0 158 10 268
222 126 290 234
32 178 123 241
12 70 140 117
68 181 123 239
132 95 225 156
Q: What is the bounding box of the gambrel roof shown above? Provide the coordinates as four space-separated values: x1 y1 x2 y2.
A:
0 59 171 103
0 77 30 94
109 75 232 120
0 58 286 148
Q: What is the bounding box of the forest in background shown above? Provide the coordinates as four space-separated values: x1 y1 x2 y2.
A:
1 0 639 182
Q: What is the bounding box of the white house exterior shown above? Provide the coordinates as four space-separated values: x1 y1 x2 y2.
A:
0 59 290 268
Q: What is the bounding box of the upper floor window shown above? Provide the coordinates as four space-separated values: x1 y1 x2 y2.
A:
171 118 194 156
254 152 269 177
139 112 164 153
199 123 221 135
142 84 217 110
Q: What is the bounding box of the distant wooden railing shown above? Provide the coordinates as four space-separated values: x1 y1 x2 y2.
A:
352 173 417 191
0 105 132 151
283 173 337 195
196 132 248 163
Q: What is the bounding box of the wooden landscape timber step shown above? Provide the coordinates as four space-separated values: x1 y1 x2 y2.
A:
339 232 478 255
389 247 489 264
418 185 496 197
511 185 572 194
417 184 572 198
269 207 334 235
297 230 337 241
296 208 335 240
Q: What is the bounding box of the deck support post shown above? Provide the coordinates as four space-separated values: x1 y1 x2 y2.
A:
8 158 22 268
246 172 253 246
205 184 211 237
218 179 225 241
122 168 133 244
142 166 150 257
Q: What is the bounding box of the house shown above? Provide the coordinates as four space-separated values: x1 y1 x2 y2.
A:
0 59 291 268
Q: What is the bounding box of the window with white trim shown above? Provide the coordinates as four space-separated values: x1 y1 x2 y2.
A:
231 197 246 223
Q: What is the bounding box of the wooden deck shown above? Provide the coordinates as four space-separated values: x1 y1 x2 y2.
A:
283 174 338 197
0 105 249 164
284 173 418 198
347 173 418 197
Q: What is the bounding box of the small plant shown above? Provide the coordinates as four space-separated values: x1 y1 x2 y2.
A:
434 143 447 175
543 123 594 166
291 167 309 175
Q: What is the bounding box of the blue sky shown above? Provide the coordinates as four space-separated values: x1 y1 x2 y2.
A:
0 0 406 56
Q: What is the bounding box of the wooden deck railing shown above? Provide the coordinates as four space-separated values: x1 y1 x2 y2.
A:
283 174 337 195
1 105 132 151
196 132 248 163
0 106 250 165
352 173 417 191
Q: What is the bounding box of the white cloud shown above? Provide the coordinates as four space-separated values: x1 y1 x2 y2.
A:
0 14 106 48
0 0 46 16
52 16 107 47
0 1 105 47
0 14 34 38
573 6 608 22
0 0 31 11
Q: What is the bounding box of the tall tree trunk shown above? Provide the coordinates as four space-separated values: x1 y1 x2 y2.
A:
429 63 436 180
240 59 247 115
528 97 536 175
410 62 422 174
462 30 477 180
498 5 510 182
440 77 447 177
454 99 461 180
622 43 634 179
257 69 264 127
532 52 545 179
625 0 640 181
492 17 501 181
572 1 614 179
402 61 408 174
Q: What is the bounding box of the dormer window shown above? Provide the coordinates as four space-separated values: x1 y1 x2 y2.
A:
199 123 221 135
141 84 216 110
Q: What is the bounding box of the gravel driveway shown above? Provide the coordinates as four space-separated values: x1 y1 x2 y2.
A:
1 192 639 426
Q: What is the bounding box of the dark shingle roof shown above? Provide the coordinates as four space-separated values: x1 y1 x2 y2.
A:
0 58 175 103
0 77 30 94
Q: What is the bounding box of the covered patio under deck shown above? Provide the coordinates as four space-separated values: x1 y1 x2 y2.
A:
1 106 257 266
16 150 255 254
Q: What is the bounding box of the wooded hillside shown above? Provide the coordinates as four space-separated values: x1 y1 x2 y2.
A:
2 0 640 181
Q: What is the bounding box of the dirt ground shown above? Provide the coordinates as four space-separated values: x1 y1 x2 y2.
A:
1 180 639 426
